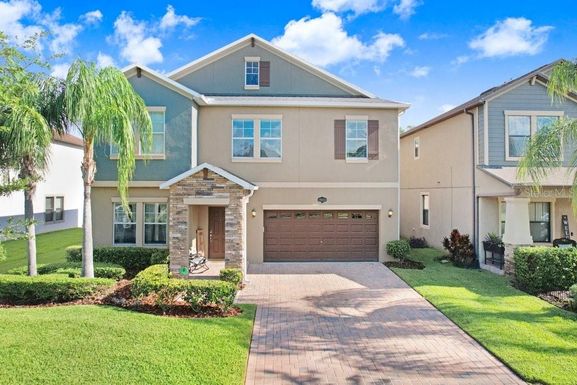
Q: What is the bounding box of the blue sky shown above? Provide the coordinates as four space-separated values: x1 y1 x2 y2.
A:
1 0 576 128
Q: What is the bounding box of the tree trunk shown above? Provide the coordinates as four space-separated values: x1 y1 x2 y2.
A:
81 139 96 278
24 184 37 276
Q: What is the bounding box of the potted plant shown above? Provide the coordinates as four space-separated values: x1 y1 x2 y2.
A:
482 232 505 268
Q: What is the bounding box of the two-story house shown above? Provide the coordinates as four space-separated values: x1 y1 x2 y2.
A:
400 60 577 273
91 34 408 276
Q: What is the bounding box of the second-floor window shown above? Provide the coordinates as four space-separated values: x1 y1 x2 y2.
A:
505 111 563 160
346 119 368 160
110 107 166 158
245 59 259 87
232 117 282 160
414 137 420 159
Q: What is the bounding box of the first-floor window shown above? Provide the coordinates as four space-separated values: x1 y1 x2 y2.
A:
45 196 64 223
113 203 137 244
500 201 550 243
421 193 430 227
144 203 167 245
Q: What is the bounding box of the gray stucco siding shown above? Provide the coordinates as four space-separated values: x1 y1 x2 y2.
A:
175 45 354 97
487 81 577 166
94 75 195 182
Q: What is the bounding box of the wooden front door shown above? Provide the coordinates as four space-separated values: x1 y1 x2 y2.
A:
208 207 225 259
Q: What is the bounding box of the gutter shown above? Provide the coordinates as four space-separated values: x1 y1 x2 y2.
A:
465 108 478 262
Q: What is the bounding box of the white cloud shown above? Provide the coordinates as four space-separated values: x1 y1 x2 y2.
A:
50 62 69 78
469 17 553 58
440 104 456 113
452 55 470 66
43 9 82 55
0 0 42 44
272 13 404 67
159 5 200 30
112 11 163 65
96 52 115 68
81 10 102 25
373 65 381 76
311 0 386 15
393 0 422 19
409 65 430 78
418 32 447 40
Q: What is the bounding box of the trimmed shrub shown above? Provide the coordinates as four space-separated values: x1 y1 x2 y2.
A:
0 274 115 304
386 240 411 261
132 264 237 312
409 236 428 249
66 246 168 276
514 247 577 293
219 268 243 287
570 284 577 310
442 229 476 267
6 262 125 280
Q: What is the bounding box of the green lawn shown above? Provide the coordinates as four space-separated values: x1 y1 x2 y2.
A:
0 228 82 273
392 248 577 385
0 304 256 385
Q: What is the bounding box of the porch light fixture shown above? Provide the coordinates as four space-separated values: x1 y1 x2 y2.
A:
388 209 394 218
317 196 327 204
251 209 257 218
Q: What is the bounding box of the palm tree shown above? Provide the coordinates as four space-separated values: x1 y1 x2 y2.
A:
518 60 577 212
63 60 151 278
0 33 64 276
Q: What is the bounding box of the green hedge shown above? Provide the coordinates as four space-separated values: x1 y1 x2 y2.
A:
6 262 126 280
66 246 168 276
514 247 577 293
0 274 115 305
132 264 237 312
219 268 243 287
386 240 411 261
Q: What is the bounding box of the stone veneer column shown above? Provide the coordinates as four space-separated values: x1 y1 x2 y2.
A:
224 188 246 270
502 197 533 275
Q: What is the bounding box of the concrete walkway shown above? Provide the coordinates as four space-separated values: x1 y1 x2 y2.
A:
236 262 524 385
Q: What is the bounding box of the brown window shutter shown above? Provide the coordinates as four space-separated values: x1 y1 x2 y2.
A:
368 120 379 160
334 120 346 159
260 61 270 87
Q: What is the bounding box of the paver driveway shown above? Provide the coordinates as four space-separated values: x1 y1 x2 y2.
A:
236 262 524 385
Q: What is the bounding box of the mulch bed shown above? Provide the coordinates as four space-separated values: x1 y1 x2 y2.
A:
537 290 576 313
0 280 242 318
384 259 425 270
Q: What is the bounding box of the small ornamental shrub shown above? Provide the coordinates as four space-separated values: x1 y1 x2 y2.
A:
484 232 503 247
442 229 476 267
570 284 577 310
0 274 115 304
132 264 237 313
66 246 168 276
219 268 243 287
386 240 411 261
0 244 6 263
409 236 428 248
6 262 125 280
514 247 577 293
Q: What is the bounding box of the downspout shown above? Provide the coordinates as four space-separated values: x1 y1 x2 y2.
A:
465 108 478 265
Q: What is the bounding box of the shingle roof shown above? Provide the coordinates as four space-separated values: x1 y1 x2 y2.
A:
197 95 409 109
53 133 83 148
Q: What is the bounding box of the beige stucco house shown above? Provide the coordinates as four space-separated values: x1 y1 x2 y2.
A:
400 60 577 274
91 34 408 276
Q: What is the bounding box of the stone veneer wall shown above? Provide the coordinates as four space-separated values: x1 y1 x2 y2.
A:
168 169 249 277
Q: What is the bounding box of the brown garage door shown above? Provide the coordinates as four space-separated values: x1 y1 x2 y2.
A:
264 210 379 262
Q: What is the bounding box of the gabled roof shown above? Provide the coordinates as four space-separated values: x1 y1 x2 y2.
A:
400 59 566 138
167 34 377 98
159 163 258 190
123 64 201 100
53 133 83 148
196 95 409 109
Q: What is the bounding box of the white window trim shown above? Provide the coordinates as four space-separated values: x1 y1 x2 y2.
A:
420 192 430 229
111 201 168 247
110 106 167 160
231 115 283 162
504 110 564 161
414 136 420 160
143 202 168 246
112 202 138 246
244 57 260 90
345 117 368 162
45 195 64 224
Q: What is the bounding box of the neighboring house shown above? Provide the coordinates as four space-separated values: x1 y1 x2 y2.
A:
400 60 577 273
0 134 84 234
92 34 408 276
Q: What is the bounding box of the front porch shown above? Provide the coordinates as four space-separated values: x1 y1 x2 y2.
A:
159 163 258 278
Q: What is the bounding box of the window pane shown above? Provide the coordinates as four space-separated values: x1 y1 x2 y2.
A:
423 195 429 210
45 197 54 210
233 139 254 157
54 210 64 221
144 224 167 244
45 212 54 223
114 224 136 244
323 212 334 219
537 116 558 132
245 61 259 85
346 120 368 159
110 144 119 156
150 112 165 133
55 197 63 211
346 140 367 158
337 212 349 219
260 139 281 158
509 136 530 157
150 133 164 154
508 116 530 135
114 203 136 223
